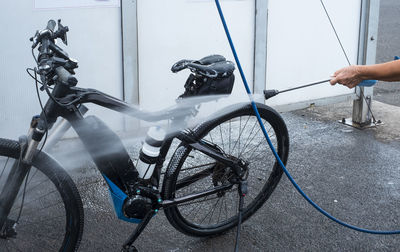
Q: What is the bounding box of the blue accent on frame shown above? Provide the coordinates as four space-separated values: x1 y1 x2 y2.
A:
103 175 142 223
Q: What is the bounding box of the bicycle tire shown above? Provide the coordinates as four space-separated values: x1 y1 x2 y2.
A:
162 103 289 237
0 138 84 252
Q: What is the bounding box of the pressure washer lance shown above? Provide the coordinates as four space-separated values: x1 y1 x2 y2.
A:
263 79 378 100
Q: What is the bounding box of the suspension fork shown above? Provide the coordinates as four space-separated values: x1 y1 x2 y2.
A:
0 121 45 232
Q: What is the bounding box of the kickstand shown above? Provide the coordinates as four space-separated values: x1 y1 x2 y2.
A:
121 210 155 252
234 180 247 252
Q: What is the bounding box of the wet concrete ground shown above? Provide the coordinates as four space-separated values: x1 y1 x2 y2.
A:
50 104 400 252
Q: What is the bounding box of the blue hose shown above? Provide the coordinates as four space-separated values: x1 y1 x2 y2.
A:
215 0 400 235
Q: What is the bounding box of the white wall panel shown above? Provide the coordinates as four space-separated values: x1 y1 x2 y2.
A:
265 0 361 107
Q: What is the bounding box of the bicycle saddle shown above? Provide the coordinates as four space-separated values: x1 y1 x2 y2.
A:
171 55 235 78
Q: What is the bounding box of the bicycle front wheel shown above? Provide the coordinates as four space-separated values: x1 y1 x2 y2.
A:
163 103 289 237
0 138 84 251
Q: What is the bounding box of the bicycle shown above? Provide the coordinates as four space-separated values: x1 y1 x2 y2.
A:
0 20 289 251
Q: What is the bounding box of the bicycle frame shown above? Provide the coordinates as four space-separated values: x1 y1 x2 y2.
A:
0 82 245 228
0 18 262 250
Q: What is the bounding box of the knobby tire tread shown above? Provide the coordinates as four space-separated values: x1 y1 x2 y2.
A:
0 138 84 252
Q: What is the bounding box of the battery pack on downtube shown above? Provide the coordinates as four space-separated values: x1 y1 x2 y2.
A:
215 0 400 237
70 116 139 190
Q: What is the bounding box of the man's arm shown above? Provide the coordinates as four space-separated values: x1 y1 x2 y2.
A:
330 60 400 88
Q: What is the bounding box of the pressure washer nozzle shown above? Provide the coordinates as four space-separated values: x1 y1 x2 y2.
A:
263 89 279 100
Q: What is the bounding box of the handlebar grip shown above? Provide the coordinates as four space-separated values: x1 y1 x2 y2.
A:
55 67 78 86
46 20 56 33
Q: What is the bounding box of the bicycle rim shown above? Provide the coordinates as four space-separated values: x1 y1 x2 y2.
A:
163 104 289 236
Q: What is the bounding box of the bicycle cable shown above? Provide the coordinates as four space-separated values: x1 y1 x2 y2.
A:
214 0 400 246
319 0 377 124
26 67 49 153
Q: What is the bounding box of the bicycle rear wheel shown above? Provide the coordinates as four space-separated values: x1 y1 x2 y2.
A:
0 138 83 252
163 103 289 237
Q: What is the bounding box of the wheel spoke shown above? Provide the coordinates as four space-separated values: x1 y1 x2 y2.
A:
0 146 82 252
176 166 215 190
164 105 288 236
199 196 221 225
231 116 251 156
0 158 9 182
238 120 270 159
10 188 59 214
237 118 259 158
229 119 232 154
219 124 225 151
15 200 64 217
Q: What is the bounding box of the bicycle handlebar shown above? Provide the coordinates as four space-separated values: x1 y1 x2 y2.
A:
31 20 77 87
31 19 68 49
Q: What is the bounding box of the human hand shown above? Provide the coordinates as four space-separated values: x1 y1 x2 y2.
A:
330 65 364 89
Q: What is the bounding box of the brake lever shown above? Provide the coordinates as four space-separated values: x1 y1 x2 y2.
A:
54 19 69 45
30 31 40 49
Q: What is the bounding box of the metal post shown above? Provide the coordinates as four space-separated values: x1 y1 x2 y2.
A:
121 0 139 105
253 0 269 101
121 0 140 131
352 0 380 126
